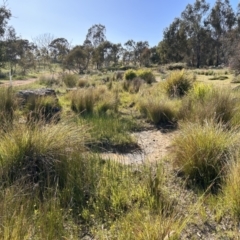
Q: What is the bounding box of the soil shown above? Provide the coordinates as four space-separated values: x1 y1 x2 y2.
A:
0 78 37 87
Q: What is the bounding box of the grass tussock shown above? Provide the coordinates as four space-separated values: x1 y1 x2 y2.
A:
0 87 16 130
179 85 238 126
123 77 144 93
0 123 88 191
62 74 79 88
172 121 238 191
223 157 240 221
38 75 61 87
70 86 119 115
164 70 194 97
139 95 180 126
25 95 61 123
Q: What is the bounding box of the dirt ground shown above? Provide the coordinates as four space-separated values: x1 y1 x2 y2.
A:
0 78 38 87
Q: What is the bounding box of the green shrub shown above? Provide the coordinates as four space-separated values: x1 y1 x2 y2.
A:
136 69 155 84
172 121 237 191
124 69 137 80
62 74 78 88
164 70 194 97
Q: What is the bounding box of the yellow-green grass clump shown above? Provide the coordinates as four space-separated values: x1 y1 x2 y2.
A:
179 85 238 126
164 70 194 97
171 121 238 191
139 95 180 126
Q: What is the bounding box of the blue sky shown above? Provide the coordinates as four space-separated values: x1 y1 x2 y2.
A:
7 0 239 47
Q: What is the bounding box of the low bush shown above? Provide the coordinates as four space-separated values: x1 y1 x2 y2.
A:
164 70 194 97
124 69 137 81
172 121 237 191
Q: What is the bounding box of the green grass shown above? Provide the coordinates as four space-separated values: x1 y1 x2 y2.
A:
138 95 180 126
171 121 238 191
78 114 140 152
178 86 238 126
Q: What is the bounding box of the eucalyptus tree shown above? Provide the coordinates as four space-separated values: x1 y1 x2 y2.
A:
64 45 89 74
124 40 149 66
206 0 236 65
181 0 210 68
85 24 106 48
49 38 70 63
0 3 11 65
157 18 187 64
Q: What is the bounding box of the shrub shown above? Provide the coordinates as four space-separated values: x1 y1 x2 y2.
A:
62 74 78 88
172 121 237 191
124 69 137 80
136 69 155 84
164 70 194 97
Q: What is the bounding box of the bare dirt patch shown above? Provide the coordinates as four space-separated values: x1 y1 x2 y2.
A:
0 78 38 87
101 129 176 164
